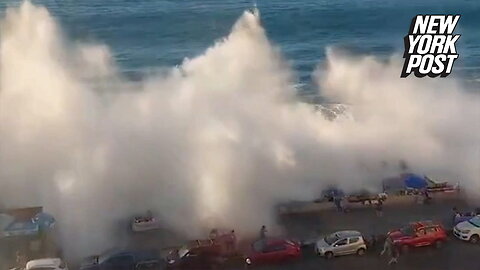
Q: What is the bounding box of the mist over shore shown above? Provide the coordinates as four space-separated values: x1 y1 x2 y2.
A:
0 2 478 259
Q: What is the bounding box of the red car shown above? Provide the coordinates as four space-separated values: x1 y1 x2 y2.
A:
388 221 447 252
244 238 301 267
165 239 224 270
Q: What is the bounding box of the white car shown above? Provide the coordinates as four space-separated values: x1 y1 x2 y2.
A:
315 230 367 259
26 258 68 270
131 216 161 232
453 215 480 243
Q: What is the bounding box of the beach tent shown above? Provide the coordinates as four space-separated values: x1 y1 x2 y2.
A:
403 174 428 189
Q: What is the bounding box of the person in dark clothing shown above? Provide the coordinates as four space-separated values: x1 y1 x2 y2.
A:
452 207 461 226
423 189 432 204
333 196 343 212
259 225 268 250
375 200 383 217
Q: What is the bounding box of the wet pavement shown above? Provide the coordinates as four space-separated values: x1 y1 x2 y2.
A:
234 193 480 270
121 192 480 270
20 192 478 270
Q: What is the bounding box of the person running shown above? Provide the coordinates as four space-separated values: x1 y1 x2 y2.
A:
380 238 399 265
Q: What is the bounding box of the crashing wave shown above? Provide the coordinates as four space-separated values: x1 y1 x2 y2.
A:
313 103 353 121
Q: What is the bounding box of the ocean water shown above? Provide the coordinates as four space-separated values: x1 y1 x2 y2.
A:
0 0 479 94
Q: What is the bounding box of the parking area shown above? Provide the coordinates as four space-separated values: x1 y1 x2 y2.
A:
246 194 480 269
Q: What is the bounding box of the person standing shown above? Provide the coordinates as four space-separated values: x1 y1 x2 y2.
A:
259 225 267 239
259 225 268 249
452 207 461 227
209 228 218 241
226 230 237 254
375 200 384 217
15 250 27 269
423 189 431 204
333 196 343 212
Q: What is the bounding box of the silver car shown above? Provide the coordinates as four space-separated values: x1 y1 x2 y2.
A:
315 230 367 259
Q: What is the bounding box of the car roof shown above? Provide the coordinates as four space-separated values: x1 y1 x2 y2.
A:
26 258 61 269
334 230 362 238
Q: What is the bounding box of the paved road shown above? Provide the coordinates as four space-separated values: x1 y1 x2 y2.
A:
71 193 479 270
231 194 480 270
235 240 480 270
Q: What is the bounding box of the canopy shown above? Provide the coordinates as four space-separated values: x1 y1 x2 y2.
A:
403 174 428 189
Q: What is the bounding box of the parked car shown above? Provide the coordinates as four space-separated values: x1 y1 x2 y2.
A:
26 258 68 270
244 238 301 267
131 211 161 232
314 230 367 259
453 216 480 244
388 221 447 252
80 250 160 270
346 190 387 204
0 207 55 238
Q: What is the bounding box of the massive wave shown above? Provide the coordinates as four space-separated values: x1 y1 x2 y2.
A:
0 2 478 259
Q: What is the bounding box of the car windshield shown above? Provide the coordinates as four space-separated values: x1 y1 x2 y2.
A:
400 226 415 236
324 233 339 245
468 216 480 227
178 246 189 258
98 249 119 264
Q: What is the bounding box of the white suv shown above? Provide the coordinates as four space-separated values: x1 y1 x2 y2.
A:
453 215 480 244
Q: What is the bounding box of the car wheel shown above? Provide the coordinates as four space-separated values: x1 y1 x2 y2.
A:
356 248 366 256
434 240 443 249
469 234 479 244
324 252 334 259
401 245 409 254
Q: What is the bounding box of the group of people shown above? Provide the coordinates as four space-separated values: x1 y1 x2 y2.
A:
209 228 237 253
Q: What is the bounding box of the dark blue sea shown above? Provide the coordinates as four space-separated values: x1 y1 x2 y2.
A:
1 0 479 94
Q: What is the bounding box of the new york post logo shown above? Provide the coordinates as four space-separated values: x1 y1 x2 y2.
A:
401 15 460 78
